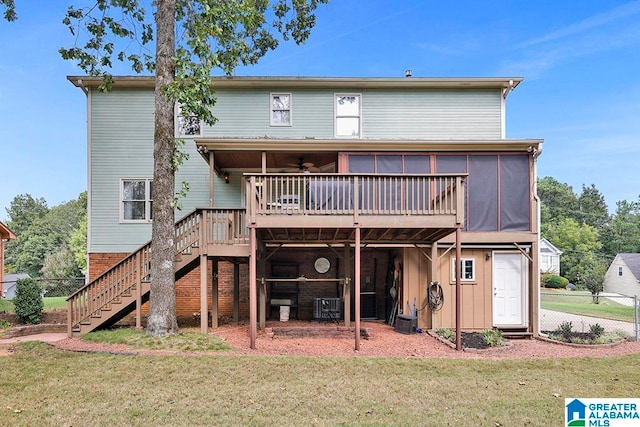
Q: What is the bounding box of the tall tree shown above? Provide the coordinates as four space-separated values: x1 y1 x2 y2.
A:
544 217 604 284
576 184 609 230
5 194 49 236
58 0 327 336
537 176 578 234
601 198 640 256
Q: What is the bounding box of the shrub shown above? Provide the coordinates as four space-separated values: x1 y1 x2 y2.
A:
543 274 569 289
589 323 605 337
0 319 11 330
435 328 455 343
554 321 573 340
482 329 504 347
14 278 44 324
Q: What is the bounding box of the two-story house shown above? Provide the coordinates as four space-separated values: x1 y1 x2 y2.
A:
67 75 542 349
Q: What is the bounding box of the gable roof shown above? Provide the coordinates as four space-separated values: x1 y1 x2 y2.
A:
0 221 16 240
540 238 562 255
617 253 640 280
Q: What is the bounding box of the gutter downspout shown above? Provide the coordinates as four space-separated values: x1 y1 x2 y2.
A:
531 144 543 336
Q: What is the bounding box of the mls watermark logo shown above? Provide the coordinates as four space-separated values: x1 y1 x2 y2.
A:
566 398 640 426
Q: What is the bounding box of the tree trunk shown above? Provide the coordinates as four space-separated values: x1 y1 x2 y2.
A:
147 0 178 337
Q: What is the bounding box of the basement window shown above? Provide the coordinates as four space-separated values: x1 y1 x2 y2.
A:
452 258 476 282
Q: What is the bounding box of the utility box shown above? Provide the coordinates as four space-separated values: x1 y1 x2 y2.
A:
395 314 417 335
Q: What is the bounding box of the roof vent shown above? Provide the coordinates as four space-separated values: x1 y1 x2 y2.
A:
405 70 412 78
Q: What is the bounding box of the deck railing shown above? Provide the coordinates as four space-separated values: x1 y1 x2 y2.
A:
245 173 466 224
67 208 248 335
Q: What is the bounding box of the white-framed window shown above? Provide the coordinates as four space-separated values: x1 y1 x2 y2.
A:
335 94 361 138
121 179 153 222
270 93 292 126
175 104 202 137
452 258 476 282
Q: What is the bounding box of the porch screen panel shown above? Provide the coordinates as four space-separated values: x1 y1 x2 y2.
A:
377 155 402 212
348 155 374 210
436 155 467 229
404 155 430 211
500 154 530 231
468 155 498 231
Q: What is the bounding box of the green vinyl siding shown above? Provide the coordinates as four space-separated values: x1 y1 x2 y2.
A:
89 88 212 253
362 89 502 139
89 84 504 253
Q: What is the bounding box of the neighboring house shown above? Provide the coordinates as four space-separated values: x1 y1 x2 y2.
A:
539 238 562 275
1 273 30 300
0 221 17 298
604 253 640 297
67 75 543 348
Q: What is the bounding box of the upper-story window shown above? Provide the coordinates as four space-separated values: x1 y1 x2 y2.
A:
175 104 202 137
121 179 153 222
618 266 623 276
271 93 291 126
335 94 361 138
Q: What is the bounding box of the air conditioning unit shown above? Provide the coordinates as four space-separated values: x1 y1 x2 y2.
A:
313 298 341 321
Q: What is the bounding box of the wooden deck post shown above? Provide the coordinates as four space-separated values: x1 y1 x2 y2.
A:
249 226 257 349
200 254 208 334
354 226 361 351
135 252 141 329
343 242 351 328
259 240 266 328
211 259 218 329
233 263 240 323
67 298 72 338
455 227 462 351
430 242 438 329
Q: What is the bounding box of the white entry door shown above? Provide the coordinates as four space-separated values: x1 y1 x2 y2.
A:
492 253 527 327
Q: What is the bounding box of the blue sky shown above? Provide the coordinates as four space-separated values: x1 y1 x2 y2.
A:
1 1 639 222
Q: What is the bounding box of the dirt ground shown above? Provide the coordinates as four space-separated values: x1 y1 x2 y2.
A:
40 321 640 359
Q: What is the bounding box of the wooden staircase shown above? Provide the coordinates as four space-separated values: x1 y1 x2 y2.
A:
67 208 248 336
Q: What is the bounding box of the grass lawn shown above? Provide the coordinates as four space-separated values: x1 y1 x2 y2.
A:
0 297 67 314
541 290 636 323
1 342 639 426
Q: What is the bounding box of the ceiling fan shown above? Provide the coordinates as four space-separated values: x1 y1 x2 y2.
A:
286 157 320 172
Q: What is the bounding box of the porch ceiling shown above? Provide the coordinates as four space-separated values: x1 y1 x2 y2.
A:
208 151 338 172
257 226 456 245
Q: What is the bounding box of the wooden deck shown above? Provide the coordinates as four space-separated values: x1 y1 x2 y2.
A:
67 173 465 336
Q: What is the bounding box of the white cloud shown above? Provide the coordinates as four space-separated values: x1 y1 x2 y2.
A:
518 0 640 48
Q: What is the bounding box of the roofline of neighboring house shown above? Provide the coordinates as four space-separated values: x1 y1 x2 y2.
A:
67 75 524 94
0 221 16 240
195 137 543 153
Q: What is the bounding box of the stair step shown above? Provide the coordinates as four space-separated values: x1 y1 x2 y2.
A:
79 320 91 325
502 331 533 339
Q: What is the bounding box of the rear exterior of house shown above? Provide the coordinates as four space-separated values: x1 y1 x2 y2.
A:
67 75 542 346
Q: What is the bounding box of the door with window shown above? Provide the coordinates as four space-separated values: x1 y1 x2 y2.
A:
492 252 527 327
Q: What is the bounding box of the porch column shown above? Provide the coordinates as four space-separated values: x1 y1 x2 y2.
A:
233 263 240 323
259 240 267 328
343 242 351 328
430 242 438 329
249 226 257 349
200 254 208 334
455 227 462 351
211 259 219 329
531 239 540 337
354 227 361 351
208 151 214 207
135 252 142 329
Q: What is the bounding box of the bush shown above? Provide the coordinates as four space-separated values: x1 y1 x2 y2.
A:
482 329 504 347
589 323 605 337
14 278 44 324
543 274 569 289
